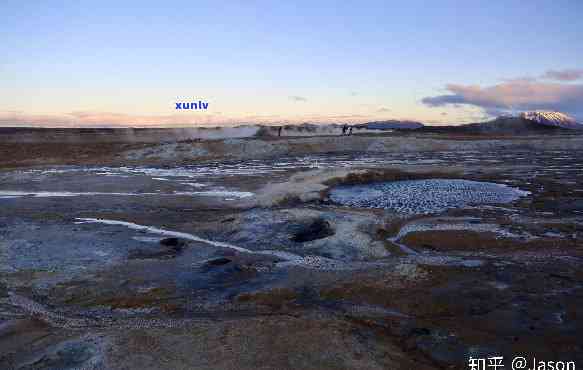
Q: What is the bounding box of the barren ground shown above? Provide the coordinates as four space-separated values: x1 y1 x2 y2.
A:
1 131 582 369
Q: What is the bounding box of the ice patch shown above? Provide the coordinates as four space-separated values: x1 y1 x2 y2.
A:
488 281 510 290
0 190 253 199
0 191 163 198
330 179 530 214
182 182 207 188
408 255 486 268
174 191 254 198
393 218 534 241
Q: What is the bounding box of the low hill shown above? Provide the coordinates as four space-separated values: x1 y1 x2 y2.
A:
355 120 424 130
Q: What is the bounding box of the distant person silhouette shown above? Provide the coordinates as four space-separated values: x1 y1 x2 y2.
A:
342 124 348 136
348 126 353 136
278 126 282 137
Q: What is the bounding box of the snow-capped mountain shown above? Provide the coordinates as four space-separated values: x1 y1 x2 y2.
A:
520 111 583 130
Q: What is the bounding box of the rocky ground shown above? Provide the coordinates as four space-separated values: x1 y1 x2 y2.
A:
0 132 582 369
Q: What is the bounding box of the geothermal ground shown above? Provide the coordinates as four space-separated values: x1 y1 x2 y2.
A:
1 131 583 369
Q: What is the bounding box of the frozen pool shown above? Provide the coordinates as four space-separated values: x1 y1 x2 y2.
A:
330 179 530 214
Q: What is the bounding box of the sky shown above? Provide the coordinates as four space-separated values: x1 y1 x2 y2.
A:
1 0 583 127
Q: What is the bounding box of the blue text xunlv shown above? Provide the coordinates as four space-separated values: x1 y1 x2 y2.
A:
176 101 209 110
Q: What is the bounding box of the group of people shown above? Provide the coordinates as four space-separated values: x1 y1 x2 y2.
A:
275 124 354 137
341 124 353 136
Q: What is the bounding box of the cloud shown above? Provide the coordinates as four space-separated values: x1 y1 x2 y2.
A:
501 76 537 83
376 107 391 113
289 95 308 102
541 69 583 82
421 80 583 119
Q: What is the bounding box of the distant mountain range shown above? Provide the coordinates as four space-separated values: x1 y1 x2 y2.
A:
423 111 583 134
355 112 582 133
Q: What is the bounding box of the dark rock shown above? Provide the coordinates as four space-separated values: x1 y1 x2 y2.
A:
206 257 232 266
290 219 334 243
160 237 187 250
549 273 574 281
129 238 188 259
421 244 436 250
410 327 431 336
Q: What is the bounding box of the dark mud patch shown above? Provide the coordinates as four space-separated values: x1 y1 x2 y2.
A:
290 219 334 243
204 257 233 267
159 237 187 248
128 238 188 259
